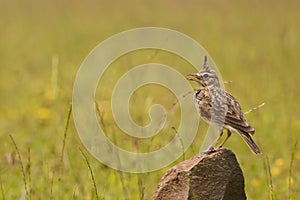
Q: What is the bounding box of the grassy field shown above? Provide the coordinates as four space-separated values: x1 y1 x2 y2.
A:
1 0 300 199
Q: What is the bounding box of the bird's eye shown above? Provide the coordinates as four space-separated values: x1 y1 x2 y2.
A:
203 73 209 79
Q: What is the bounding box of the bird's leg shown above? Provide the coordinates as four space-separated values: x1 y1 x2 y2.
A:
204 130 223 153
218 129 232 149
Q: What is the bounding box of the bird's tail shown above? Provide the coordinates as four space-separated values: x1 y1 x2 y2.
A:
239 131 262 154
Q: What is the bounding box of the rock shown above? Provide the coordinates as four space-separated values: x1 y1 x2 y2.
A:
152 148 246 200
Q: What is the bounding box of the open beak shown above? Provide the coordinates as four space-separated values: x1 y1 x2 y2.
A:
187 73 197 77
186 73 200 81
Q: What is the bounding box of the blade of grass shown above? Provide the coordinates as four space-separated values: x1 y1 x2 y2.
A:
263 155 275 200
95 100 124 178
0 176 5 200
244 102 265 115
172 127 185 161
138 175 145 200
72 184 79 200
79 148 99 200
117 171 129 200
9 134 29 199
50 171 54 200
26 147 32 200
60 103 72 166
288 141 298 200
96 102 129 199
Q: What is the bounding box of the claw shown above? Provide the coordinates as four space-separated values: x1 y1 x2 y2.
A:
201 146 217 155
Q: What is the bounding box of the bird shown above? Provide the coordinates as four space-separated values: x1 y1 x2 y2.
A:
187 56 261 154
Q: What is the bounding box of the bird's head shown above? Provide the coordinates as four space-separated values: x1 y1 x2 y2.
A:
187 56 220 87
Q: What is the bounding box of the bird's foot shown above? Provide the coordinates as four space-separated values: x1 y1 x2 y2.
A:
201 146 217 155
217 145 223 150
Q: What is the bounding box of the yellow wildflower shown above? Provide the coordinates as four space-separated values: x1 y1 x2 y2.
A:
275 158 285 168
271 166 281 177
35 107 50 121
85 194 92 200
295 151 300 160
251 178 260 187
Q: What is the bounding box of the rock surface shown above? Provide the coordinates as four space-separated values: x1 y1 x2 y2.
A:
152 148 246 200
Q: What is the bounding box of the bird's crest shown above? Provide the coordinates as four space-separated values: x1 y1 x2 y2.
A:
203 56 209 70
201 56 215 75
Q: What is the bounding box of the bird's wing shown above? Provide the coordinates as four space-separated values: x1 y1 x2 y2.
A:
224 91 255 134
195 89 213 121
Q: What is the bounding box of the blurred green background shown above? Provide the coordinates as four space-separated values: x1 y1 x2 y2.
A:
1 0 300 199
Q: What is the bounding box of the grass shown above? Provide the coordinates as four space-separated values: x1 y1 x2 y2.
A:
9 134 29 199
60 103 72 167
1 0 300 199
264 155 275 200
79 148 99 200
288 141 298 200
